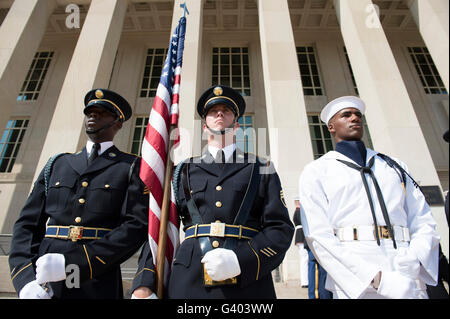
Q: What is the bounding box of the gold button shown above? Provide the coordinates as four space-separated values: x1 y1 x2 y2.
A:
78 198 85 204
104 184 110 189
81 181 88 187
75 217 82 223
216 185 222 191
212 240 220 248
55 182 60 186
215 201 222 208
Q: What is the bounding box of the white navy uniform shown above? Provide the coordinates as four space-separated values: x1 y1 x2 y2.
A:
299 149 440 299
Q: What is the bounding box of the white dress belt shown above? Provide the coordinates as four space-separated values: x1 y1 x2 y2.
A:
334 225 410 242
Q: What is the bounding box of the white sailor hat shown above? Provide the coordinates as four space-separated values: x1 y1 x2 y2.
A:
320 96 366 125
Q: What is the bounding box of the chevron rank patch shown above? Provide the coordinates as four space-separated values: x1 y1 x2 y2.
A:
280 190 287 207
260 247 277 257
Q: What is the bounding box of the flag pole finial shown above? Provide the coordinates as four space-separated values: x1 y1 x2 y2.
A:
180 2 189 18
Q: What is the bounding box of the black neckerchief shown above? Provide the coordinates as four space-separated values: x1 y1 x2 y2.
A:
335 140 367 167
336 153 397 249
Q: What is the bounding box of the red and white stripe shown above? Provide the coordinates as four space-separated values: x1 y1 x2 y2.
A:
170 66 182 146
140 72 181 286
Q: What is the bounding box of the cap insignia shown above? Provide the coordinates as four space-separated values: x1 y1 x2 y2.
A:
95 90 104 99
213 86 223 96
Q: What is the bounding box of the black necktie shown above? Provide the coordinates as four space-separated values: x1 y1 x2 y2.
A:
215 150 225 168
88 143 100 166
337 156 397 249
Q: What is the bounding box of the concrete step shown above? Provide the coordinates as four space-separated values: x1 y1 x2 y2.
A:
274 280 308 299
0 256 14 294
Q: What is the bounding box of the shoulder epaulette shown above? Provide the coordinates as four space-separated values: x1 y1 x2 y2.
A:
122 150 141 158
44 153 69 196
377 153 420 189
172 158 192 207
120 151 141 162
116 151 141 166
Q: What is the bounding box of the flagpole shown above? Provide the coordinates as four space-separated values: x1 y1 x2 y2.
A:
153 0 189 300
155 124 177 299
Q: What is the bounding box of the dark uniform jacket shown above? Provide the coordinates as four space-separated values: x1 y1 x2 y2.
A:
292 208 305 245
133 149 294 299
9 146 150 299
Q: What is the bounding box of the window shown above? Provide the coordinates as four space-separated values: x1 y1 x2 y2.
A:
408 47 447 95
0 118 29 172
212 47 251 96
308 114 333 159
343 47 359 96
17 52 54 101
139 49 168 98
296 47 324 96
236 115 255 153
307 113 374 159
130 116 149 156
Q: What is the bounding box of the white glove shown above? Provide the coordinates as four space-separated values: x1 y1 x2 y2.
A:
201 248 241 281
393 249 420 280
131 292 158 299
19 280 53 299
377 271 419 299
36 253 67 284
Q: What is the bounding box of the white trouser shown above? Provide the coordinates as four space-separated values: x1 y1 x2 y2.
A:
333 286 429 299
297 243 309 286
327 234 429 299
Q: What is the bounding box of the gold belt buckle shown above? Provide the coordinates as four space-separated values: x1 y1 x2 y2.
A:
380 226 391 239
68 226 83 242
210 222 226 237
203 264 237 287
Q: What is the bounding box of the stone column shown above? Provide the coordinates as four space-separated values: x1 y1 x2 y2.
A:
258 0 314 195
334 0 448 254
258 0 314 281
0 0 56 135
171 0 204 163
32 0 129 183
408 0 449 91
315 41 354 99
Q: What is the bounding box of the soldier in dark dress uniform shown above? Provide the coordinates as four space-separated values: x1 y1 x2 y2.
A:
9 89 150 299
132 85 294 299
292 197 308 287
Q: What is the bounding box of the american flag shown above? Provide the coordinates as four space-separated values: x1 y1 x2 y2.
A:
139 16 186 286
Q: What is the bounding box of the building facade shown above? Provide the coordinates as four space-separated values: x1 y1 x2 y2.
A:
0 0 448 283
